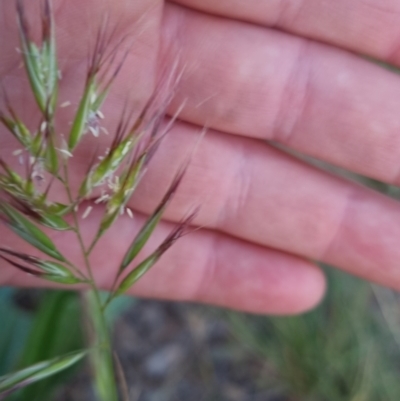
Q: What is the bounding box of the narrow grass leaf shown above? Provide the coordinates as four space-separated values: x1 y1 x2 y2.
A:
118 163 189 274
0 203 65 261
45 134 59 175
41 275 83 285
115 209 197 297
98 157 144 236
16 1 47 113
31 131 43 156
0 159 24 188
0 351 86 398
0 255 41 277
16 0 58 116
1 194 71 231
90 89 108 113
10 225 65 262
113 353 130 401
0 255 80 286
24 176 36 198
0 177 25 201
42 0 58 115
0 248 83 285
115 253 160 297
35 260 78 279
119 207 165 275
0 112 31 148
112 155 145 211
46 203 73 217
15 291 84 401
79 136 138 198
100 136 137 176
14 118 32 148
20 49 46 113
98 208 119 238
68 79 95 151
38 212 71 231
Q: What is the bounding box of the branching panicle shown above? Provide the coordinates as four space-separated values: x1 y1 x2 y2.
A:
0 1 196 400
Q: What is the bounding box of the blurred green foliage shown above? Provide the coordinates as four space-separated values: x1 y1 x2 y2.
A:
229 267 400 401
0 290 84 401
0 289 32 377
0 289 134 401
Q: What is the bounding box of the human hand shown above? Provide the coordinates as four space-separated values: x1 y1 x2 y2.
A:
1 0 399 315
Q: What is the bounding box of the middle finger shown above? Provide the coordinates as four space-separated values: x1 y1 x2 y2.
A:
126 121 400 289
163 3 400 185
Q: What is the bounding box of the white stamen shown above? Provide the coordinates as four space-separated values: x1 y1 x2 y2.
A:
96 110 104 119
100 127 109 135
58 148 73 159
40 121 47 133
82 206 93 219
119 206 125 216
95 194 110 204
89 126 99 137
13 149 24 156
121 140 132 156
126 208 134 219
74 204 79 213
108 176 120 192
57 136 73 159
60 101 71 108
58 70 62 80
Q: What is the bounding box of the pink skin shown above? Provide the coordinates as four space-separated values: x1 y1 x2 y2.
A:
1 0 400 314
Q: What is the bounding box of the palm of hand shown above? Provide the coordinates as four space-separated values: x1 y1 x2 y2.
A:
1 0 399 314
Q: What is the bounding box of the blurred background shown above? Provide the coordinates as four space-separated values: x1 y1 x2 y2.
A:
3 264 400 401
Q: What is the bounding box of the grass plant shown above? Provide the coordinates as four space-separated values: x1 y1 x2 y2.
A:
3 2 400 401
0 1 194 399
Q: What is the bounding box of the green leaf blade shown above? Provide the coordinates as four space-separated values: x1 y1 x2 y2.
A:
15 290 85 401
68 80 94 151
119 161 190 274
0 113 32 149
115 253 160 297
41 275 83 285
0 351 86 397
21 46 47 114
120 207 165 273
38 212 71 231
35 260 75 278
45 134 59 175
0 203 65 262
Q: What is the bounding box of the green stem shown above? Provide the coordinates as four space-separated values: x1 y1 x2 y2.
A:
62 162 95 281
64 259 88 281
85 290 119 401
102 293 113 312
62 161 119 400
86 233 101 257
